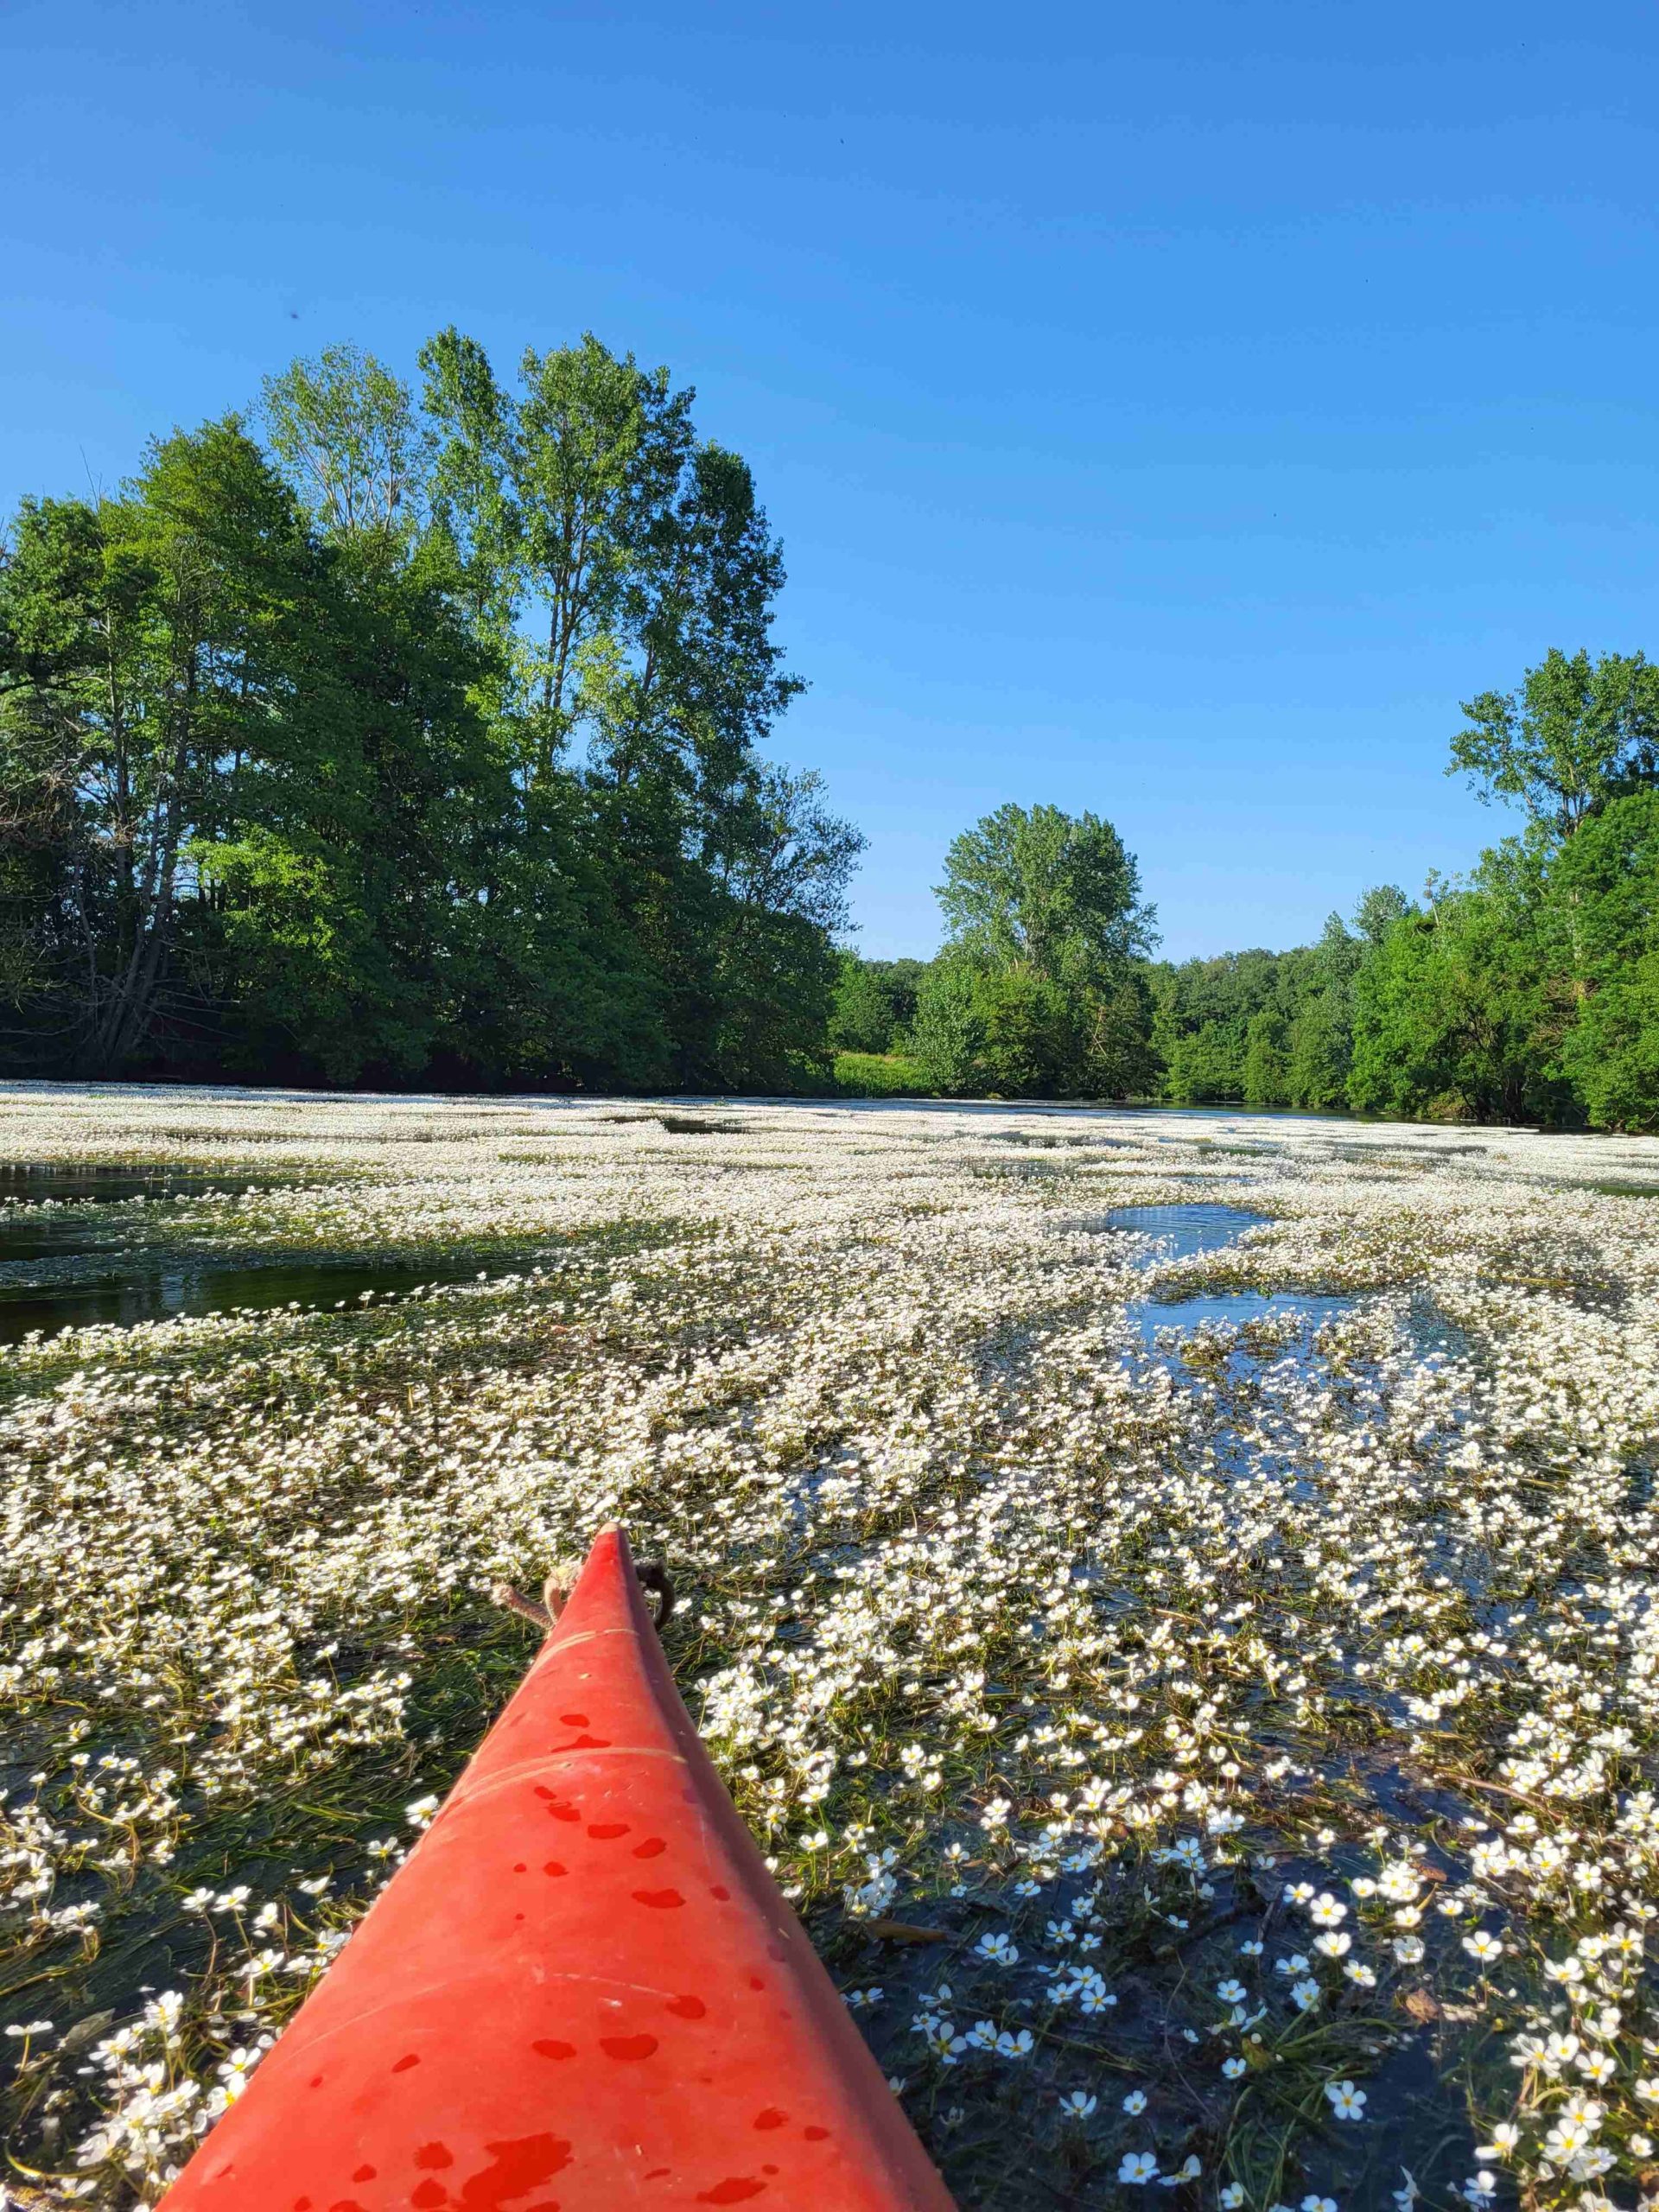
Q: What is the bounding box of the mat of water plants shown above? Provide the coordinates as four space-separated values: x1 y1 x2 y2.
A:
2 1086 1657 2212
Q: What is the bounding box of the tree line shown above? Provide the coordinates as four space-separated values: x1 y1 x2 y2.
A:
6 353 1656 1130
0 338 861 1090
833 648 1659 1131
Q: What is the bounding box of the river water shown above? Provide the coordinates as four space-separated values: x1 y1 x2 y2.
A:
0 1176 1433 1359
0 1168 494 1344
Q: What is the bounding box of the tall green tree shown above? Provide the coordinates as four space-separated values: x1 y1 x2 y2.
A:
912 803 1157 1096
1450 647 1659 842
416 328 838 1085
0 422 326 1071
1544 790 1659 1129
936 802 1156 987
418 328 701 782
256 340 670 1085
261 345 429 559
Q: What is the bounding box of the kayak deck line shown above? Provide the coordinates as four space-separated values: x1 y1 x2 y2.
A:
161 1524 957 2211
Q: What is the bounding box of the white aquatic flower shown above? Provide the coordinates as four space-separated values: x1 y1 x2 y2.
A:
8 1090 1659 2184
1542 2117 1592 2159
974 1932 1019 1967
1118 2152 1159 2183
1324 2080 1365 2120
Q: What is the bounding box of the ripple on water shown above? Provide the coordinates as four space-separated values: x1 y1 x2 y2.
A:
1104 1201 1267 1261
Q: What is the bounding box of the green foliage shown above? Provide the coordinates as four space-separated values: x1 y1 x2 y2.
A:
1 420 329 1071
829 954 928 1053
831 1049 930 1096
1085 969 1160 1099
1242 1007 1288 1106
1451 646 1659 841
1347 868 1567 1123
261 344 429 557
912 802 1160 1097
0 333 860 1093
909 957 987 1096
937 800 1155 987
976 965 1081 1096
1545 790 1659 1129
1149 900 1402 1112
1284 987 1352 1110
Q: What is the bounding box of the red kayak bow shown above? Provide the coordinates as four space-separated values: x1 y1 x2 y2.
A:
162 1525 956 2211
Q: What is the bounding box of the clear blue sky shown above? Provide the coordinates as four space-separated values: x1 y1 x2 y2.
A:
6 3 1657 960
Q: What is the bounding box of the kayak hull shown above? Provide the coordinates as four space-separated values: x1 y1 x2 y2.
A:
162 1526 955 2211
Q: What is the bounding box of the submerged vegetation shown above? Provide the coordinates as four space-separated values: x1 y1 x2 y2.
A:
3 1086 1658 2209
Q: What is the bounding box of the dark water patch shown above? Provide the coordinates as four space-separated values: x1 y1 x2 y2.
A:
0 1219 130 1264
984 1129 1112 1151
1107 1202 1268 1262
594 1110 741 1132
0 1257 499 1345
0 1162 289 1206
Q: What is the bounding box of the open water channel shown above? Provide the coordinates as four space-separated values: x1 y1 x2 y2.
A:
0 1176 1433 1376
0 1166 494 1344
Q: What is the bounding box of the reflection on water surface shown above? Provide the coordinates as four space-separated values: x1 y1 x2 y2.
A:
0 1164 492 1342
